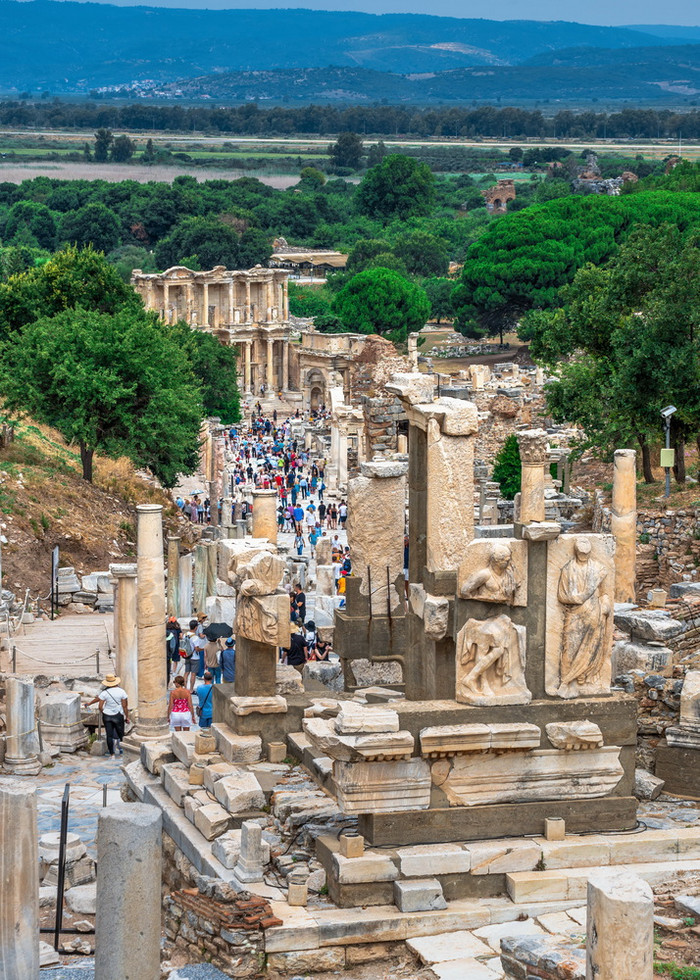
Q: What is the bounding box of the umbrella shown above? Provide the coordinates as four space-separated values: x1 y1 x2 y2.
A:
204 622 233 640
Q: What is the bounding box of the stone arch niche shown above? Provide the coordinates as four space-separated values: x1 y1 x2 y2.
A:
304 369 327 412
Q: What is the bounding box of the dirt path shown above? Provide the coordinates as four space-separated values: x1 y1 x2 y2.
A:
0 161 299 186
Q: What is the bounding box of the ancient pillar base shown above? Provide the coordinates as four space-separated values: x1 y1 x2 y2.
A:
230 696 288 716
3 756 42 776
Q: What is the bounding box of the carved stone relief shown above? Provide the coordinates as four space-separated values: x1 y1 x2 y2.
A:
235 593 291 647
455 614 531 705
545 535 614 699
458 539 528 607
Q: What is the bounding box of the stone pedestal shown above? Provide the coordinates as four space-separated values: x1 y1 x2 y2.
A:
251 489 278 542
235 820 265 883
611 449 636 603
135 504 168 740
234 637 277 697
347 460 407 616
110 562 138 711
166 535 181 617
517 429 548 524
586 870 653 980
4 676 41 774
39 692 87 752
0 779 39 979
95 803 162 980
178 553 193 617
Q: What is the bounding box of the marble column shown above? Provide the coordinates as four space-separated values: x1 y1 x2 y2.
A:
208 480 219 527
611 448 637 604
193 542 209 613
162 282 169 318
587 870 653 980
347 460 407 615
282 338 289 391
252 488 278 543
283 278 289 319
186 283 194 322
202 282 209 327
178 553 193 617
222 497 233 529
4 676 41 774
516 428 548 524
266 338 275 391
228 280 234 324
135 504 168 739
0 779 39 979
245 280 251 321
95 803 162 980
110 563 138 711
166 536 180 618
407 333 419 371
243 340 252 394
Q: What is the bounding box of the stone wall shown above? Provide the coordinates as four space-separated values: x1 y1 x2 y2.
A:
594 493 700 593
360 394 404 462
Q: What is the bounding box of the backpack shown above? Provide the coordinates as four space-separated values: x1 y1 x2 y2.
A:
181 633 196 658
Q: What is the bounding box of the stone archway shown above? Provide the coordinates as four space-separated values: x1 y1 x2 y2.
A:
310 386 323 412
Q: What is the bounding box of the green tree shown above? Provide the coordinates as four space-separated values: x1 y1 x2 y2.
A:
155 217 242 270
166 321 241 424
93 128 113 162
366 141 388 168
59 203 121 253
106 244 157 282
298 166 326 190
423 277 455 324
288 282 333 318
3 201 57 250
328 132 363 170
394 230 449 277
355 155 435 220
527 224 700 484
491 435 522 500
346 238 391 274
110 135 136 162
141 138 156 164
237 227 272 268
0 307 202 484
332 268 430 343
0 245 140 337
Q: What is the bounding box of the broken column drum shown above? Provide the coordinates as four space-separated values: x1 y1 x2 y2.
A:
251 488 278 543
611 448 636 603
4 675 41 774
110 562 138 711
0 779 39 979
135 504 168 739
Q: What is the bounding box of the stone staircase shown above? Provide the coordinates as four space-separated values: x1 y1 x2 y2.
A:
121 724 700 976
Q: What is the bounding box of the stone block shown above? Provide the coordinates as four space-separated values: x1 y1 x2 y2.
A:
194 732 217 755
428 959 501 980
267 742 287 763
535 911 584 936
202 763 235 793
397 843 471 878
333 757 431 814
333 852 398 885
393 878 446 912
614 609 685 643
171 730 197 767
539 837 609 870
266 948 346 973
140 740 175 776
634 768 665 801
302 661 343 692
675 894 700 918
161 762 191 808
586 870 653 979
467 840 541 876
276 663 304 695
65 882 96 915
670 582 700 598
304 717 414 762
506 870 569 903
213 771 265 813
334 704 399 734
194 803 231 840
544 818 566 841
211 723 262 764
407 930 492 965
473 919 546 953
614 639 673 673
339 832 364 858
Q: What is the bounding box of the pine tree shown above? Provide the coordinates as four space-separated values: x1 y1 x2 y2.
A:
492 434 522 500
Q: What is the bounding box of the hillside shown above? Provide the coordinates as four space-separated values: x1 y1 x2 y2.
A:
0 416 196 599
156 44 700 104
0 2 688 92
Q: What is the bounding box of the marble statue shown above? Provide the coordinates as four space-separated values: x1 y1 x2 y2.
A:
456 614 531 705
461 542 517 605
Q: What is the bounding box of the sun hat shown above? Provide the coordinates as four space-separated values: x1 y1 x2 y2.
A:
103 674 121 687
225 637 235 647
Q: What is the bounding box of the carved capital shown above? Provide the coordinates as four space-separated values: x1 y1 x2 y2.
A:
517 428 549 464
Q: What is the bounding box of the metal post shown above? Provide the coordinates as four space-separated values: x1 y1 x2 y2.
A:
95 648 100 675
366 565 372 621
665 418 671 500
103 784 108 808
54 783 70 950
11 644 16 672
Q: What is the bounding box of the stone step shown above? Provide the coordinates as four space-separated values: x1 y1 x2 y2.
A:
161 762 191 808
506 858 700 903
211 722 262 764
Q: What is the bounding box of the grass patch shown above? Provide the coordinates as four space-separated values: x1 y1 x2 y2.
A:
655 965 700 980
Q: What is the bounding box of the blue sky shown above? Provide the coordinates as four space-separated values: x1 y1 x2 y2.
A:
26 0 700 22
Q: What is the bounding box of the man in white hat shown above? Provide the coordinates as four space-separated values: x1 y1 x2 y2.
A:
98 674 130 758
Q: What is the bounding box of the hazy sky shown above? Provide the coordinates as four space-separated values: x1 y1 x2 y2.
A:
24 0 700 23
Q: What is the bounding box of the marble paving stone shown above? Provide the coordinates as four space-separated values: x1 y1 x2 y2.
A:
534 911 584 935
407 930 492 964
473 919 546 952
429 959 501 980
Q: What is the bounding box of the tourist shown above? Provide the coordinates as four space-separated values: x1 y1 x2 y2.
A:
181 620 199 690
168 676 194 732
195 671 215 728
166 616 182 683
290 583 306 624
284 625 308 673
204 635 223 684
294 530 305 556
338 499 348 528
293 502 304 533
98 674 129 759
220 637 236 684
194 613 208 677
404 534 410 599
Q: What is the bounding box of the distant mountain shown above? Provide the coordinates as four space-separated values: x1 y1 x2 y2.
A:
0 2 692 92
152 44 700 104
626 24 700 42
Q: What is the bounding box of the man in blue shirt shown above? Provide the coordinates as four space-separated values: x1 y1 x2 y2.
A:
195 671 215 728
220 638 236 684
